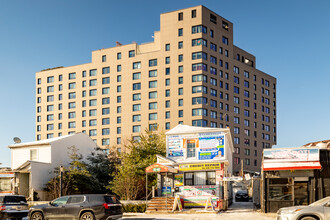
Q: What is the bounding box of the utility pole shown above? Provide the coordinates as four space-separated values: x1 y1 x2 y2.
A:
241 159 244 177
60 166 64 197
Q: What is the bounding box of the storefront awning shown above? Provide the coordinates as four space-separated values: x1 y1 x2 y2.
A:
145 163 178 173
263 161 321 171
263 148 322 171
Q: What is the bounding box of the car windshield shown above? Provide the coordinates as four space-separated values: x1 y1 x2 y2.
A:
309 197 330 206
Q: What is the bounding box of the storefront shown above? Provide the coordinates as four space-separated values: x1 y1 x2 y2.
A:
261 147 330 213
146 124 234 211
0 172 15 195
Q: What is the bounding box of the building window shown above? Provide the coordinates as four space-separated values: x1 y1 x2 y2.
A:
192 52 207 60
133 114 141 122
149 59 157 67
102 97 110 105
30 149 38 160
186 139 196 158
89 129 97 136
165 79 170 86
165 57 170 64
149 80 157 88
102 118 110 125
222 36 228 45
178 88 183 95
192 63 207 71
133 83 141 90
165 89 170 97
133 125 141 133
133 62 141 69
102 138 109 146
210 43 217 51
165 44 170 51
178 12 183 21
133 104 141 111
102 87 110 94
178 41 183 49
102 67 110 74
129 50 135 57
178 66 183 73
102 77 110 84
210 13 217 24
69 102 76 109
191 9 196 18
89 109 97 116
47 124 54 131
149 102 157 110
102 55 106 62
102 108 110 115
117 65 121 72
133 72 141 80
178 54 183 62
47 76 54 83
133 93 141 101
178 28 183 36
178 110 183 118
165 100 170 108
192 25 207 34
89 79 97 86
90 69 97 76
149 113 157 120
192 38 207 47
68 121 76 128
166 68 170 75
149 91 157 99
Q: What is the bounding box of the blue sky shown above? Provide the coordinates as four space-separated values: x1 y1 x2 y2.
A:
1 0 330 167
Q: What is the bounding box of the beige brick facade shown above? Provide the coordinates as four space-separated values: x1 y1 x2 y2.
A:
36 6 276 173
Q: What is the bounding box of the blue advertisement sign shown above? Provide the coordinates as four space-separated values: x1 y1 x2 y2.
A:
198 134 225 160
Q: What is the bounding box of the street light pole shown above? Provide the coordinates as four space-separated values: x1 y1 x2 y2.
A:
60 166 64 197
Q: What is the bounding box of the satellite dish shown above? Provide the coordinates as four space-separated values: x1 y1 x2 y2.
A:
13 137 21 144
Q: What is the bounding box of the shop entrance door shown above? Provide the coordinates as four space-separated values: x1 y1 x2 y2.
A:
161 174 173 197
294 182 308 205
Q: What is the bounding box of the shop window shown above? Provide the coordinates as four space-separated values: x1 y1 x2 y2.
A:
184 172 194 186
268 178 293 201
184 171 216 186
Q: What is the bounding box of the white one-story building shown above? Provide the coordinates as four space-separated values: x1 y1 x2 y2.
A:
5 133 97 200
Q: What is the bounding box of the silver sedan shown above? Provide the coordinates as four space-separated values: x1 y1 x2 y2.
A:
276 196 330 220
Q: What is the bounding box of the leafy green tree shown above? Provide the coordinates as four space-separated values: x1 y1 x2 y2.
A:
45 146 116 199
109 129 166 200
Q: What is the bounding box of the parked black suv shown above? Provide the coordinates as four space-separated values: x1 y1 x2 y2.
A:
0 195 29 219
28 194 122 220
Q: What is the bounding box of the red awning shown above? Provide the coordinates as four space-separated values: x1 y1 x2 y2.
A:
145 163 178 173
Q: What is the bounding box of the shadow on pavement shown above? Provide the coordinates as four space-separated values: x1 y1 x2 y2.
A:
226 201 254 213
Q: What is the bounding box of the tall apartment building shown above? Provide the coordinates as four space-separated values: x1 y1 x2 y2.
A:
36 5 276 173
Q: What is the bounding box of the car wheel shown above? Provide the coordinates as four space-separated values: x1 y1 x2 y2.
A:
300 217 318 220
80 212 95 220
31 211 44 220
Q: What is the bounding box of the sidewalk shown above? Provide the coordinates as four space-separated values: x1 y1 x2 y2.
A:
122 202 277 220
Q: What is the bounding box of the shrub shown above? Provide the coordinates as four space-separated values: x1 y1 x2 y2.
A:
122 203 147 213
